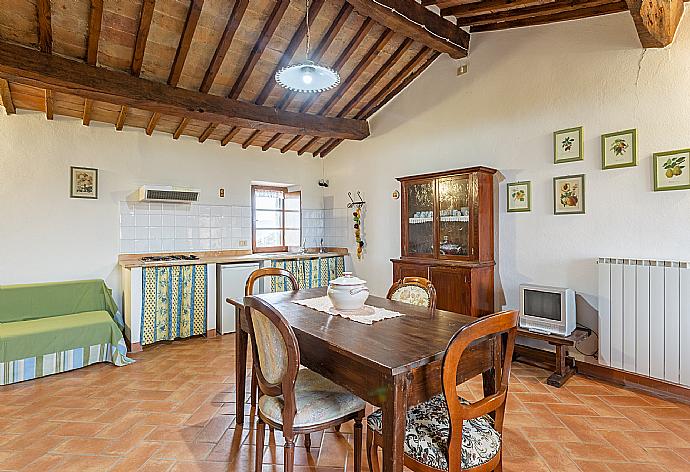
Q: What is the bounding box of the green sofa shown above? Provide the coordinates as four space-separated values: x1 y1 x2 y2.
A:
0 279 133 385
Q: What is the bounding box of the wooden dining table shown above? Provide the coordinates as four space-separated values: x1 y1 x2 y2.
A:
230 287 496 472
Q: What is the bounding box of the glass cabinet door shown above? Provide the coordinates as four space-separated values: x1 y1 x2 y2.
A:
405 179 435 256
437 175 471 258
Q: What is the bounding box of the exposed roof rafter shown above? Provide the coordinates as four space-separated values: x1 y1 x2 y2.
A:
345 0 469 58
0 40 370 140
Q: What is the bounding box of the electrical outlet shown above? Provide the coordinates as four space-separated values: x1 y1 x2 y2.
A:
239 240 247 247
457 64 468 76
219 188 225 197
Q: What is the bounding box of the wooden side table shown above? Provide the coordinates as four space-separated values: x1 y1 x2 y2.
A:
515 327 590 387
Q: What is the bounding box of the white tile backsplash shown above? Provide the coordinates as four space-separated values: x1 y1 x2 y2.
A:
119 202 350 254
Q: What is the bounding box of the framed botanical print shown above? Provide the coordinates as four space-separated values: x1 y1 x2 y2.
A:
554 126 583 164
70 166 98 199
601 129 637 169
653 149 690 191
553 174 585 215
507 181 531 212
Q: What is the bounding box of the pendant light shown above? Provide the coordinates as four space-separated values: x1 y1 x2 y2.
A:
275 0 340 93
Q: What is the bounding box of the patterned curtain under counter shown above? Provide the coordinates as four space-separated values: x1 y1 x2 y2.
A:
269 256 345 292
141 265 207 346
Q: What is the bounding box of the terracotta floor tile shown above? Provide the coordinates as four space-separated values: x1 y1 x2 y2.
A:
44 453 119 471
49 421 107 437
0 334 687 472
533 441 581 472
643 447 690 469
110 442 162 472
20 453 65 472
316 433 352 468
51 437 112 455
563 442 627 461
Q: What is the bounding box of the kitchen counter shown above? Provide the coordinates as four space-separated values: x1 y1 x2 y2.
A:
118 248 349 269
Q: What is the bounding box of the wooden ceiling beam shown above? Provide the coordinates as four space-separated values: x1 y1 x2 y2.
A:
37 0 52 54
314 38 413 156
132 0 156 77
469 0 627 31
294 28 396 155
167 0 205 139
121 0 155 133
173 118 190 139
44 89 53 120
86 0 103 65
319 49 440 157
116 106 127 130
169 0 203 86
199 0 250 143
0 41 370 140
240 0 326 149
421 0 467 7
149 0 204 138
198 123 217 143
200 0 249 94
0 78 15 115
442 0 555 18
459 0 621 27
83 0 104 126
37 0 52 117
625 0 685 47
272 15 374 153
344 0 469 58
218 0 290 147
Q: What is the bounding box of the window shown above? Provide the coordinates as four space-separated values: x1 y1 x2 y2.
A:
252 185 301 253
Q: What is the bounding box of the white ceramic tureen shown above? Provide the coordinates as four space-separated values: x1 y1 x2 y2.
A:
327 272 369 311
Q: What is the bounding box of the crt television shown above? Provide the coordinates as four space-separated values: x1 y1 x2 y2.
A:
519 284 576 337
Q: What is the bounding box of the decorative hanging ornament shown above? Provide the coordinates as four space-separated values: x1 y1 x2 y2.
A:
353 207 364 260
275 0 340 93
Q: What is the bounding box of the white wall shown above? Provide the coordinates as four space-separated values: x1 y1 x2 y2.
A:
325 11 690 331
0 114 325 305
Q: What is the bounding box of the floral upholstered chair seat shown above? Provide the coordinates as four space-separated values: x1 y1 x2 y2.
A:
367 394 501 470
259 368 366 428
390 285 432 308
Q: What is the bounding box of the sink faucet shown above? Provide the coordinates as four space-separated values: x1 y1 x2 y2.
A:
320 238 326 253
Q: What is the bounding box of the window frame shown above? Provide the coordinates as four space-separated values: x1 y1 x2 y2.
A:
251 185 301 253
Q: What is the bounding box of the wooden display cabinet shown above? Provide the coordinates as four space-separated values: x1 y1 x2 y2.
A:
392 167 496 317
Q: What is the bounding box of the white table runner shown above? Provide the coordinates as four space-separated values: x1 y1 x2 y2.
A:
292 296 404 325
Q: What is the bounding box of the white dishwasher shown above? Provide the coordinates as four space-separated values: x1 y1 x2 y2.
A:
217 262 262 334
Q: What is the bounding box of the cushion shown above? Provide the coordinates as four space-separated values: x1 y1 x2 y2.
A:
0 311 123 362
259 368 366 428
367 394 501 470
390 285 431 308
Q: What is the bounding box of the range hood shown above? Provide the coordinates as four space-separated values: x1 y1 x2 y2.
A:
137 185 200 203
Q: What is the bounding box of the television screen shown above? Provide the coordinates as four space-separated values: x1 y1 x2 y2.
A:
524 289 561 321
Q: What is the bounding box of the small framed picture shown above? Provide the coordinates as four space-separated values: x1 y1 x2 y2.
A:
70 166 98 199
553 174 585 215
601 129 637 169
507 181 531 212
554 126 583 164
653 149 690 191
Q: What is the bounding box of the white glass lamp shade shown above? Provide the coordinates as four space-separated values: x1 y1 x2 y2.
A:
275 61 340 93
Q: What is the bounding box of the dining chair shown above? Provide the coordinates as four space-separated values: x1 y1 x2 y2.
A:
366 310 519 472
244 295 366 471
245 267 299 408
386 277 437 311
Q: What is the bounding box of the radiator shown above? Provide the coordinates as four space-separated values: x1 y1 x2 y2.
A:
597 258 690 387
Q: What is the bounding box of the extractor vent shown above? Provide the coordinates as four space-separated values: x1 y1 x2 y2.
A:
137 186 200 203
